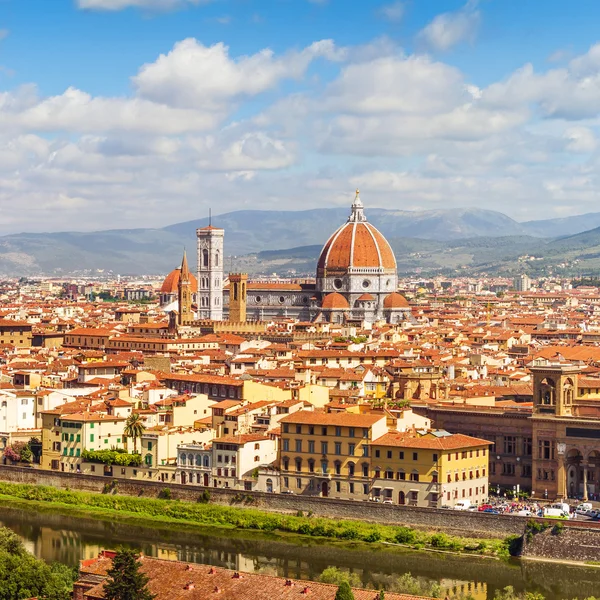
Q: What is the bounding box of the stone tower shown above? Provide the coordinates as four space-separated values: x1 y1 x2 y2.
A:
177 250 193 326
229 273 248 322
197 225 224 320
530 359 581 417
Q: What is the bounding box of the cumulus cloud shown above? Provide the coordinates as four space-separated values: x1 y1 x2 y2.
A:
76 0 207 10
417 1 481 51
133 38 343 110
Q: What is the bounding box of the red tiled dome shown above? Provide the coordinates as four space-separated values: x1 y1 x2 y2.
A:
357 293 375 301
317 194 396 277
321 292 350 310
383 292 409 309
160 267 198 294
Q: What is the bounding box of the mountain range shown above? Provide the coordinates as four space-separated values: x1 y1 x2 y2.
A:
5 207 600 277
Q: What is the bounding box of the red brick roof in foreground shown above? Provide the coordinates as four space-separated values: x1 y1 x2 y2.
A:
78 554 432 600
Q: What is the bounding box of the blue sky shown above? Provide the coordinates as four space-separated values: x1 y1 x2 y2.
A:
2 0 600 232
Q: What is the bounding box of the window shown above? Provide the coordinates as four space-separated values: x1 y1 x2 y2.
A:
362 428 369 438
296 425 302 434
387 450 392 459
375 449 380 458
283 477 289 488
410 472 419 482
295 458 302 472
335 442 342 455
148 442 153 451
398 471 406 480
412 452 418 461
502 463 515 476
90 434 94 442
321 442 328 455
335 461 341 475
399 451 404 460
348 462 355 477
321 427 327 436
362 446 369 457
538 439 554 460
432 471 438 483
296 478 302 489
385 469 393 479
335 481 341 493
349 428 355 438
335 427 342 437
295 439 302 453
282 439 289 452
308 459 315 473
524 438 532 456
321 460 328 474
432 453 438 462
283 424 289 434
349 482 355 494
283 457 289 470
503 436 516 454
308 440 315 454
363 483 369 495
348 443 355 456
362 463 369 477
309 426 314 435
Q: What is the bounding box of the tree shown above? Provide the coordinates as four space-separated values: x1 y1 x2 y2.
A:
0 526 76 600
124 413 145 453
334 581 355 600
103 548 155 600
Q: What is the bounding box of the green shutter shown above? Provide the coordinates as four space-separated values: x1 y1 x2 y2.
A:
90 434 95 442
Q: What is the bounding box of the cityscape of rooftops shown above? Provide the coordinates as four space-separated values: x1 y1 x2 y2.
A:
3 2 600 599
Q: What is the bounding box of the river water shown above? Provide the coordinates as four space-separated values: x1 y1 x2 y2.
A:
1 506 599 600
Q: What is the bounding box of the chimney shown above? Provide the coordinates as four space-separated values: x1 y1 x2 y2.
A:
301 587 311 595
209 567 216 574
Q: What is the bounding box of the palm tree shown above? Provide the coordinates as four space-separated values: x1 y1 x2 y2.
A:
124 413 145 454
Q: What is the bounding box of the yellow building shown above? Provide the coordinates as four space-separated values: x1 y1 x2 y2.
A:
0 319 33 348
370 431 491 508
279 411 388 498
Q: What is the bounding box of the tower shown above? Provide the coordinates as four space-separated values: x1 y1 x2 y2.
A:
177 250 193 326
229 273 248 322
197 225 224 320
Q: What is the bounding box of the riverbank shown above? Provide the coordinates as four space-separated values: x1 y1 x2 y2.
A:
0 482 514 558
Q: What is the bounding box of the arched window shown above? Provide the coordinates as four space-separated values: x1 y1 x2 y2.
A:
203 455 210 467
215 251 220 267
347 462 355 477
254 443 260 450
295 457 302 472
308 459 315 473
195 455 202 467
283 457 289 470
334 461 341 475
180 454 186 465
203 249 209 268
188 454 193 466
254 455 260 462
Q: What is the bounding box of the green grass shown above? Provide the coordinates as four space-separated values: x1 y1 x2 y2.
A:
0 482 513 558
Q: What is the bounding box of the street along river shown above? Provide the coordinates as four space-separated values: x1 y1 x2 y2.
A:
1 505 600 600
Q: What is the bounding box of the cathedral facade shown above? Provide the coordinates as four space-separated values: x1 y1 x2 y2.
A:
161 191 410 324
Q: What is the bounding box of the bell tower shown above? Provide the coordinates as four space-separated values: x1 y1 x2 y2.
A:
229 273 248 322
530 359 581 417
177 250 193 326
197 224 224 321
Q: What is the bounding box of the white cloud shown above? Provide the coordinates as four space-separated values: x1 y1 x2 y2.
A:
379 2 404 22
564 127 597 153
133 38 343 110
417 1 481 51
76 0 207 10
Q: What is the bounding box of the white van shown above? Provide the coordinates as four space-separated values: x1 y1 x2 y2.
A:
454 500 472 511
543 507 568 520
551 503 570 515
576 503 592 514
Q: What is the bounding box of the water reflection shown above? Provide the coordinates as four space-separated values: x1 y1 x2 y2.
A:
1 507 599 600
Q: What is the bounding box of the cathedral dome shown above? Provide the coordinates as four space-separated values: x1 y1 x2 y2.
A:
160 267 198 294
316 191 396 277
383 292 409 309
321 292 350 310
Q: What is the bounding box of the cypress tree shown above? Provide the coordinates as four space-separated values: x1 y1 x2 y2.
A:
334 580 355 600
103 549 155 600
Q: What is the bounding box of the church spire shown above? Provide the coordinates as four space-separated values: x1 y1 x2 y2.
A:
180 249 190 284
348 189 367 223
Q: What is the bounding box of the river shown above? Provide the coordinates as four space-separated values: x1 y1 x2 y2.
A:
1 506 599 600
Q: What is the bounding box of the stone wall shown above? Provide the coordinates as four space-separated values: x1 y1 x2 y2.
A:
522 524 600 562
0 465 523 537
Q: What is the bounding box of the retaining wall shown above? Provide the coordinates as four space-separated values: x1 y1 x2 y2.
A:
0 465 523 537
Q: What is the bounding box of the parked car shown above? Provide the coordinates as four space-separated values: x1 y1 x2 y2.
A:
382 499 393 505
478 504 493 512
454 500 472 511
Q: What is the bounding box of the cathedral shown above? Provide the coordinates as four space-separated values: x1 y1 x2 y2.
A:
160 191 410 325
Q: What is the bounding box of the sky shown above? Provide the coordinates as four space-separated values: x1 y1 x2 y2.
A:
3 1 600 232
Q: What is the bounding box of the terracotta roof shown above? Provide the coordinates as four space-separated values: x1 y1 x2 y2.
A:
279 410 385 427
321 293 350 310
383 292 410 309
160 267 198 295
78 554 430 600
317 220 396 276
371 431 493 450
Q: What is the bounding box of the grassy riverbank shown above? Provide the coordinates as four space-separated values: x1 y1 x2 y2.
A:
0 482 516 558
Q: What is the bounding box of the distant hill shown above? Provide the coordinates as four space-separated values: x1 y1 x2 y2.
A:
1 205 600 276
